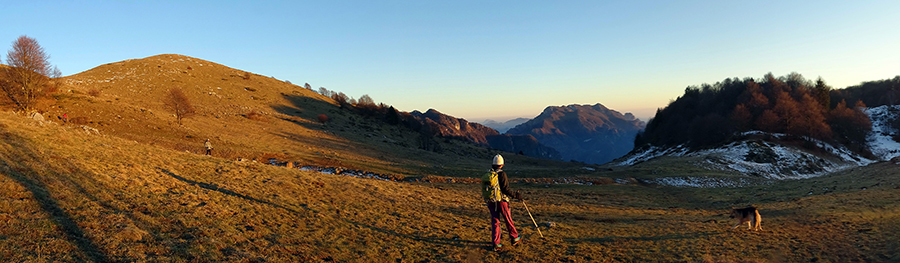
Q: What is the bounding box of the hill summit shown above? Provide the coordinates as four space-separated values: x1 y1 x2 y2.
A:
41 54 583 180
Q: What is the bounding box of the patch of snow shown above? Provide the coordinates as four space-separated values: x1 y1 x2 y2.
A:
617 130 876 180
866 105 900 161
616 145 689 165
641 177 767 188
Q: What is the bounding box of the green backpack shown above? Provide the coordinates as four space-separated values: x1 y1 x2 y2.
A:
481 170 505 203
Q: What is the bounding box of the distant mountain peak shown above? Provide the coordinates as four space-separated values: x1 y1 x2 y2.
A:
480 117 530 134
508 103 645 164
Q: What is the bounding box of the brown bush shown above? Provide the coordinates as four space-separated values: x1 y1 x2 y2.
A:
88 88 102 97
317 114 329 124
246 110 266 121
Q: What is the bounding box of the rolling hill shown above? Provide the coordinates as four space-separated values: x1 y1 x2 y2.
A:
45 54 587 179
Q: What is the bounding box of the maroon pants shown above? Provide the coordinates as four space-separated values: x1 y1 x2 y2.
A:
487 201 518 246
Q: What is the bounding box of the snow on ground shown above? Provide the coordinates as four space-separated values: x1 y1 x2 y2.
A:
640 176 769 188
690 140 872 180
866 105 900 161
616 105 900 186
617 145 688 166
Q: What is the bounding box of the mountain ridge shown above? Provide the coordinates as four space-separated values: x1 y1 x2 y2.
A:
46 53 583 178
507 103 645 164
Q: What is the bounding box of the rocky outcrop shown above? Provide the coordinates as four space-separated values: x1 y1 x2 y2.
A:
411 109 499 145
408 109 560 160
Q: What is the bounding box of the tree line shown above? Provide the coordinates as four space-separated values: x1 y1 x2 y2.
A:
636 73 876 154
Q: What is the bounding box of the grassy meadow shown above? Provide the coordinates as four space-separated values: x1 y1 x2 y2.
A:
1 109 899 262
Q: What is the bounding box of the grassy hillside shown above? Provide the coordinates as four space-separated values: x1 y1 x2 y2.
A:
2 110 899 262
39 54 589 180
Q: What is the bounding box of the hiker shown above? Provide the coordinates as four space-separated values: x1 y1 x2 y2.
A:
482 154 523 251
62 114 68 123
204 139 212 155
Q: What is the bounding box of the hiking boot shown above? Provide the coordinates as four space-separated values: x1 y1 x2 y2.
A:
493 244 503 251
511 236 522 246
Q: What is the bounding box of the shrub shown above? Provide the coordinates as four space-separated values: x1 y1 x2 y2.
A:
88 88 102 97
317 114 329 124
246 110 266 121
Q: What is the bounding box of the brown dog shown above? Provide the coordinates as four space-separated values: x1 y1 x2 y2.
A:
730 206 762 231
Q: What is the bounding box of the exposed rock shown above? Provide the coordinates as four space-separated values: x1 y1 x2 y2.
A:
410 109 498 145
30 112 44 122
80 125 101 135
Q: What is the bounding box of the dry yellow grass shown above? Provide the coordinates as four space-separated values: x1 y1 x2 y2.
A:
1 110 899 262
41 54 590 180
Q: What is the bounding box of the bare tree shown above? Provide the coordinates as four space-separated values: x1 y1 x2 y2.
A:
1 36 54 112
164 87 195 125
358 94 375 106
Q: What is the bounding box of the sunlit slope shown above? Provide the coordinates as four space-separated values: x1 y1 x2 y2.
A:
45 54 590 179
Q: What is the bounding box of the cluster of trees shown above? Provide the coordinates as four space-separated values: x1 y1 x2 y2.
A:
636 73 872 152
315 87 374 108
832 76 900 108
310 86 456 151
0 36 61 112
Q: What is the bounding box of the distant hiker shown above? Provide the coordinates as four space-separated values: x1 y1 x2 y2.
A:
204 139 212 155
62 114 68 123
482 154 523 251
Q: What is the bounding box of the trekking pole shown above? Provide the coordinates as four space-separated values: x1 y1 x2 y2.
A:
521 199 543 238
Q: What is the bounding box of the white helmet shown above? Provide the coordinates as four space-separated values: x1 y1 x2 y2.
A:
492 154 504 166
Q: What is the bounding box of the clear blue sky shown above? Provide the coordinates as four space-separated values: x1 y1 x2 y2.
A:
2 1 898 122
